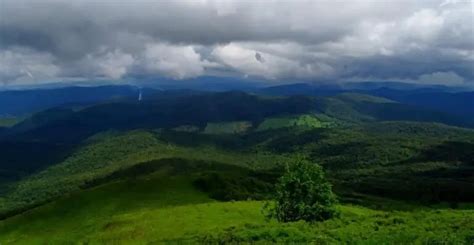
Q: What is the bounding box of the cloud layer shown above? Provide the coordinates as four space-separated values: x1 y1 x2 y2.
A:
0 0 472 86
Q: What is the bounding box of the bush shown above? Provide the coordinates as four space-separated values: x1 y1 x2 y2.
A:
267 158 338 222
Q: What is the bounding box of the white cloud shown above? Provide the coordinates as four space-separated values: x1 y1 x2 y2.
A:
95 50 134 79
212 43 334 80
402 9 445 44
0 48 60 85
418 71 465 85
0 0 472 85
142 43 211 79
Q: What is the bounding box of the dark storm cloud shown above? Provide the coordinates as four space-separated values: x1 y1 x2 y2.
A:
0 0 472 86
255 53 265 63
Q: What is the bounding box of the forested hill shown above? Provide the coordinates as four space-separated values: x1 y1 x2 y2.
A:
0 90 473 243
0 91 471 150
0 91 472 190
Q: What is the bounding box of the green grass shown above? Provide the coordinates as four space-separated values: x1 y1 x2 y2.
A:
256 114 333 131
0 173 211 243
0 170 472 244
0 170 265 243
0 117 22 127
202 206 474 244
204 121 252 134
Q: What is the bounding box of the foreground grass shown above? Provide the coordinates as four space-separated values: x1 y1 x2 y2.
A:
0 172 473 244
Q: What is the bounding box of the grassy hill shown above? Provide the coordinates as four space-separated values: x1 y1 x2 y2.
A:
1 163 472 243
256 114 336 131
204 121 252 134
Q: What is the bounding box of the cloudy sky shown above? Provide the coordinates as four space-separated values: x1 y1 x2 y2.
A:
0 0 472 87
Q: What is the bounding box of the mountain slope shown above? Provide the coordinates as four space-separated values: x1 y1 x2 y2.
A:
369 89 474 117
257 83 474 121
1 120 473 219
0 91 471 188
0 168 472 243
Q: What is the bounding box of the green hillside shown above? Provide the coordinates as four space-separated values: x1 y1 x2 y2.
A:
1 121 473 220
1 164 472 243
204 121 252 134
2 92 470 146
0 130 288 218
256 114 335 131
0 117 21 127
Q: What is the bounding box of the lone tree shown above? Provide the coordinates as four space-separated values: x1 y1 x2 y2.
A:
268 158 338 222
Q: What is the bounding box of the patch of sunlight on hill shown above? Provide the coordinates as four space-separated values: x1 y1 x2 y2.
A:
204 121 252 134
257 114 334 131
335 93 396 103
0 117 23 127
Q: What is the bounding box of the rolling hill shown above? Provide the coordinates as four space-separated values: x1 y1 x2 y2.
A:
1 157 473 243
0 89 473 243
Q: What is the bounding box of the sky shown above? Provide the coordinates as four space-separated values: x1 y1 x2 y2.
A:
0 0 473 88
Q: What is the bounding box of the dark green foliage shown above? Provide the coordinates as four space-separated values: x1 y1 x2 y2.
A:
268 158 338 222
193 170 277 201
0 140 73 173
254 121 474 203
313 94 473 127
420 141 474 165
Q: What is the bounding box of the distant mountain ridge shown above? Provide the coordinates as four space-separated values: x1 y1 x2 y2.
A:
0 85 141 116
1 81 473 124
2 91 472 146
257 83 474 119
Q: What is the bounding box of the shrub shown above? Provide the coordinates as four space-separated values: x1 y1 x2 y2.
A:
267 158 338 222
